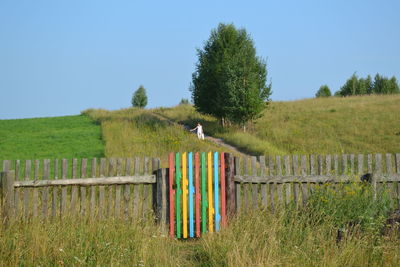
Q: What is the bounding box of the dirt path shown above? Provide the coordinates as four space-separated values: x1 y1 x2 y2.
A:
152 112 251 157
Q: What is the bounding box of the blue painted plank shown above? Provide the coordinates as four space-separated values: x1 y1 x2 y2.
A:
188 152 194 238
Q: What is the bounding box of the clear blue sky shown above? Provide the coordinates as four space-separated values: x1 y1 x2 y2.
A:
1 0 399 119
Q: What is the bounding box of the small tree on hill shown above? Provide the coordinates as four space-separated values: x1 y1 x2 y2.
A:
179 98 190 105
315 85 332 97
132 85 148 108
191 23 271 130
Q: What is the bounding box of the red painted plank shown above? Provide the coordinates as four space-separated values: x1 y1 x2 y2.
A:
220 153 227 227
169 153 175 238
195 152 201 237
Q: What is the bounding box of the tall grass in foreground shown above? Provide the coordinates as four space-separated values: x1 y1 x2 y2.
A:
1 183 399 266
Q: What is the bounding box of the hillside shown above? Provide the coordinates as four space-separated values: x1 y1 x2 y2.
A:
2 95 399 165
81 108 238 164
155 94 400 155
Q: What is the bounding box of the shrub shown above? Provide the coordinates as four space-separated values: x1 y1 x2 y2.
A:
315 85 332 97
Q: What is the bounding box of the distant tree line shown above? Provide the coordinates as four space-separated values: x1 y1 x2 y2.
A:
316 73 400 98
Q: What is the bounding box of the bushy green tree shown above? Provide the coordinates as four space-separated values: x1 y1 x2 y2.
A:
131 85 148 108
191 23 271 129
315 85 332 97
373 74 400 94
338 73 359 96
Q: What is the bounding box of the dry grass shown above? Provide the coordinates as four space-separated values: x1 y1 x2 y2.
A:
82 108 237 165
1 209 399 266
157 95 400 155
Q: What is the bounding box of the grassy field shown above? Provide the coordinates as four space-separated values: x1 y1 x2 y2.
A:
1 96 400 266
82 108 238 165
156 95 400 155
0 115 104 161
1 183 399 266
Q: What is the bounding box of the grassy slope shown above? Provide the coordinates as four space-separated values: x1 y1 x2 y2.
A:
157 95 400 155
82 108 238 165
0 115 104 161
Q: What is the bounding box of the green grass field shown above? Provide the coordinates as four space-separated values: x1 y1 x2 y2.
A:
0 115 104 161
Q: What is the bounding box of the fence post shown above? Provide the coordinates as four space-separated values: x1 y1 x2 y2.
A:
155 168 168 229
1 170 15 224
225 153 236 217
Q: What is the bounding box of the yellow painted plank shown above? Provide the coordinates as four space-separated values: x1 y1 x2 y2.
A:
182 152 188 238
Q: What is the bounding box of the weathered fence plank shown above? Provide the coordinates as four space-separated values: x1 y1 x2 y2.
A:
107 159 115 218
41 159 50 219
276 156 283 206
80 158 87 217
397 154 400 207
226 154 235 216
358 154 364 175
61 159 68 219
98 158 106 219
292 155 299 205
251 156 258 209
260 156 267 208
115 158 122 218
90 158 97 218
284 155 291 205
1 171 15 223
14 160 20 217
234 157 241 213
133 157 140 218
342 154 348 174
70 158 78 216
23 160 31 218
243 157 249 210
52 159 59 219
32 160 40 218
300 155 308 205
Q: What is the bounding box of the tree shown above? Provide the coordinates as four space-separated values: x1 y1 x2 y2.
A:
338 73 359 96
336 73 399 96
315 85 332 97
372 74 400 94
179 98 190 105
191 23 271 129
131 85 148 108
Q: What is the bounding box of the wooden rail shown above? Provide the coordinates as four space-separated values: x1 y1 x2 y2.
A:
234 174 400 184
14 175 156 188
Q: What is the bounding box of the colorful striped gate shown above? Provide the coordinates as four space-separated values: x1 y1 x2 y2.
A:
168 152 227 238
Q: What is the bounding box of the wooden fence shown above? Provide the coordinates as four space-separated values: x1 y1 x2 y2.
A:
0 157 168 223
2 153 400 239
232 153 400 211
